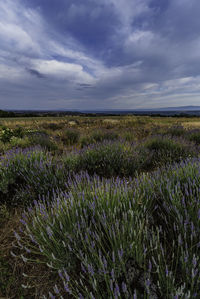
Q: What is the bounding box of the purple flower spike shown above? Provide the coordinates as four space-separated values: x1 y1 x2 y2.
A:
87 264 94 276
53 284 60 294
148 260 152 272
133 290 137 299
111 269 115 280
114 283 120 298
64 283 71 294
49 292 55 299
14 231 21 241
122 281 127 293
118 248 123 260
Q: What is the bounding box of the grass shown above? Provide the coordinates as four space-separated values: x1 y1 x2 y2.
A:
0 115 200 298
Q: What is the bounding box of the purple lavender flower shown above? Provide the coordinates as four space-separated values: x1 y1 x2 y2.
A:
148 260 152 272
53 284 60 294
111 269 115 280
46 226 53 238
114 283 120 298
48 292 55 299
14 231 21 241
110 279 114 292
87 264 94 276
122 281 127 293
64 283 71 294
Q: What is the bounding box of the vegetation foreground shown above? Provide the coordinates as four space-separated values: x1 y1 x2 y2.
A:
0 115 200 298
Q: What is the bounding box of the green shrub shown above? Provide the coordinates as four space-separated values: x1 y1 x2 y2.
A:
74 140 144 177
0 147 47 205
0 141 8 153
41 122 65 131
10 136 31 148
28 134 58 151
0 127 13 143
140 136 197 169
62 153 79 171
0 147 68 206
12 159 200 297
13 127 24 138
80 136 91 148
123 131 135 142
90 130 118 143
61 129 80 145
188 130 200 144
165 125 186 137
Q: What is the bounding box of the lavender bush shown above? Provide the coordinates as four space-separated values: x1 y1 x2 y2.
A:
139 135 198 169
0 147 68 206
12 158 200 298
187 129 200 145
64 137 198 178
64 140 149 178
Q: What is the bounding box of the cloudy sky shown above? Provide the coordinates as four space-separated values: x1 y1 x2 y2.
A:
1 0 200 110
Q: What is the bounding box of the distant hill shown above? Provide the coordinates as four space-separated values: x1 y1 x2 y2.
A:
81 106 200 112
149 106 200 111
128 106 200 112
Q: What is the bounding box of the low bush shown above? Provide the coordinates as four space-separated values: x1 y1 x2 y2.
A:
165 125 186 137
90 130 118 143
13 127 24 138
0 141 8 153
61 129 80 145
10 136 31 148
0 147 47 205
188 130 200 144
25 130 49 139
65 137 198 178
140 136 198 169
72 140 146 177
12 158 200 298
28 133 58 151
80 136 91 148
41 122 66 131
122 131 135 142
0 126 25 145
0 147 67 206
0 127 13 143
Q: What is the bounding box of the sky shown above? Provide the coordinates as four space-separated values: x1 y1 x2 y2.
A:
1 0 200 110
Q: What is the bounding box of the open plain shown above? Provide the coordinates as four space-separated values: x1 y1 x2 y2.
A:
0 115 200 298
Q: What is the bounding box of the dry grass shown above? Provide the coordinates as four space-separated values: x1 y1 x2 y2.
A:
0 206 63 298
0 207 24 298
182 121 200 128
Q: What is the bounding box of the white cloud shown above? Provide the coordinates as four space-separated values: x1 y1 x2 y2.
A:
126 30 154 47
0 22 40 53
0 0 43 55
32 59 94 82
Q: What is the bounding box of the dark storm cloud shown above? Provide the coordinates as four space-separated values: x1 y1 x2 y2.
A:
1 0 200 110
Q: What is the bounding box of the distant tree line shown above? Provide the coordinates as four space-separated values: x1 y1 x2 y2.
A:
0 110 16 117
0 109 199 118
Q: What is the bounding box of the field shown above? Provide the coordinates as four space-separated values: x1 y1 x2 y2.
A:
0 115 200 298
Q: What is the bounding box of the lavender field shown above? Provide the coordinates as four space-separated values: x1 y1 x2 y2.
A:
0 116 200 298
